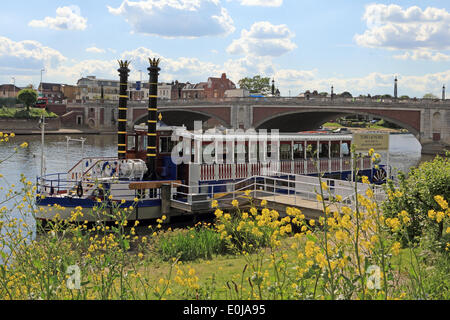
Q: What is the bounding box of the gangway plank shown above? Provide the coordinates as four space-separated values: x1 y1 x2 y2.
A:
168 173 385 218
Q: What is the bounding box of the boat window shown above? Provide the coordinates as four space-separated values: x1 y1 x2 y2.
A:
143 135 148 151
147 188 160 199
249 143 258 162
235 142 246 164
293 143 304 159
307 143 317 158
331 143 340 158
160 136 175 154
280 143 291 160
127 135 136 151
319 143 330 158
341 142 350 156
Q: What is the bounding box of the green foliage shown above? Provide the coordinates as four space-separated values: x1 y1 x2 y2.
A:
0 106 57 119
0 97 17 107
423 93 439 100
17 89 38 111
383 155 450 245
155 227 228 261
238 75 271 94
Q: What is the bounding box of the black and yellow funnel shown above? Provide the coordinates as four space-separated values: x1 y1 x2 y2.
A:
117 60 130 160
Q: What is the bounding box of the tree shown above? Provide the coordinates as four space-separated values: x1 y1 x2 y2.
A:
17 89 38 112
423 93 438 100
238 76 271 95
382 154 450 248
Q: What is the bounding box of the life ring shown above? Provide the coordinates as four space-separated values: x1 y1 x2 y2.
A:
102 162 113 177
76 182 84 198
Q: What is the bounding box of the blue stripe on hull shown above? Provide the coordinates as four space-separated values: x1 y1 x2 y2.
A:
36 197 161 209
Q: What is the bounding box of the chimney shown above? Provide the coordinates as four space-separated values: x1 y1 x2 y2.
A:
146 58 161 179
272 79 275 96
443 85 446 101
117 60 130 160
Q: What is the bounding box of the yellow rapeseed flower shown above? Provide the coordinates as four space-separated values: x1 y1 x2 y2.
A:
391 242 401 256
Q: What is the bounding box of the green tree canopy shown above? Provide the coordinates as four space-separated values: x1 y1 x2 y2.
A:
238 76 271 94
423 93 439 100
383 154 450 247
17 89 38 111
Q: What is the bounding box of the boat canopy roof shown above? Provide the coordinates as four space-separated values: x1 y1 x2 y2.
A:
175 132 353 142
134 124 353 142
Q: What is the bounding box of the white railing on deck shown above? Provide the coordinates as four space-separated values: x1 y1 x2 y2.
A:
195 157 372 182
171 173 385 209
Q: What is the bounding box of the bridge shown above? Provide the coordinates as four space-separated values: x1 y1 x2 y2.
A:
66 97 450 152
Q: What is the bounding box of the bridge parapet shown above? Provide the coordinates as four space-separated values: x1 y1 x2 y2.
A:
71 97 450 109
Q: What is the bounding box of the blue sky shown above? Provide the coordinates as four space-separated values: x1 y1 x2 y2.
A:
1 0 449 97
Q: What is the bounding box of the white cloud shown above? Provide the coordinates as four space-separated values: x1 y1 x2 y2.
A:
272 70 449 98
120 47 223 82
108 0 235 38
394 49 450 61
227 21 296 57
355 4 450 50
86 47 106 54
28 5 87 31
48 59 118 82
0 36 66 71
238 0 283 7
1 35 446 99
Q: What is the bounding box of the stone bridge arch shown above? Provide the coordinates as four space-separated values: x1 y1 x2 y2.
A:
253 108 420 137
133 108 230 130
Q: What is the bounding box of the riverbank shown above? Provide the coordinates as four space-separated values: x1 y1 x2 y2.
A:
322 122 403 133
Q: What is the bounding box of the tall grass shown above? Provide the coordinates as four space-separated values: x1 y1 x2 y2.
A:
0 107 57 119
155 226 228 261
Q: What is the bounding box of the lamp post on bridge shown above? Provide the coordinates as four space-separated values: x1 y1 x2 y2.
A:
11 77 16 101
394 76 398 99
40 68 45 97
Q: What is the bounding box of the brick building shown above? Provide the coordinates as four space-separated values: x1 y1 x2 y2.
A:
182 82 206 99
204 73 236 99
0 84 21 98
38 83 64 103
